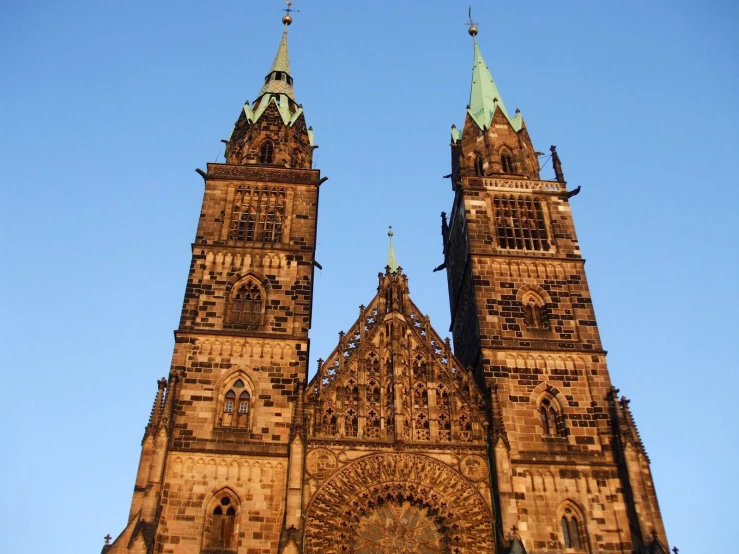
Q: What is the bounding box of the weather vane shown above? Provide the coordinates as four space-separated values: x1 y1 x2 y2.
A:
465 6 479 36
282 0 299 26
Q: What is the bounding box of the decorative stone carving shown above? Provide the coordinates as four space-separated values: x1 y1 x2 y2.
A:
353 501 444 553
460 455 487 482
207 163 320 185
304 453 494 553
306 448 338 478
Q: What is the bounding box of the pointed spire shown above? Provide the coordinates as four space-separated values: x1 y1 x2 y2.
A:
387 226 398 273
257 25 296 101
467 29 523 132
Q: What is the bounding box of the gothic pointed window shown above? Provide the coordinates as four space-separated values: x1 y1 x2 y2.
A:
500 149 515 173
227 278 264 326
493 195 550 251
259 140 274 164
224 391 235 414
237 391 249 414
220 378 253 429
474 152 484 176
560 506 584 550
208 496 237 549
539 397 564 437
523 293 548 329
229 186 286 243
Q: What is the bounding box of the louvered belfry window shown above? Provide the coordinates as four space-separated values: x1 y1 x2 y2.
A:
229 186 286 243
493 195 550 251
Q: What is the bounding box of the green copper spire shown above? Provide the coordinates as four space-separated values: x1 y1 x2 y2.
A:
468 35 523 132
387 226 399 273
257 25 295 101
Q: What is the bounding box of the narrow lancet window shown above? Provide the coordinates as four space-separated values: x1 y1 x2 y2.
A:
259 140 274 164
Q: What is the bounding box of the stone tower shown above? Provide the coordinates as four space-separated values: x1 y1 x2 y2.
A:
102 15 671 554
442 25 669 554
104 16 323 554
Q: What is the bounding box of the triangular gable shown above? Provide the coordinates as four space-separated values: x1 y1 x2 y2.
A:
306 269 485 445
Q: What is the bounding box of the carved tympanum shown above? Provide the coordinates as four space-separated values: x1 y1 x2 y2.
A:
304 453 494 554
353 501 444 554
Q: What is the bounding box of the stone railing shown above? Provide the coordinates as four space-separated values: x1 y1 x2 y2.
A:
206 163 320 185
466 177 564 193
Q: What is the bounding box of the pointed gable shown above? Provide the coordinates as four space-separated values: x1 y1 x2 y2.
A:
306 269 486 445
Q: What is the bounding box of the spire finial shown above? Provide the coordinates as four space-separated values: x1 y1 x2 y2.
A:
282 0 299 26
387 226 399 273
465 6 479 36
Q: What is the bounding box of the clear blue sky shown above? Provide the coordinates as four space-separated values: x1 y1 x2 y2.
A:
1 1 737 552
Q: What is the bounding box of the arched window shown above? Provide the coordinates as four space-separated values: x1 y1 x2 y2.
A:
229 187 286 243
259 140 274 164
523 294 548 329
500 150 515 173
474 152 484 176
561 506 584 549
208 496 237 549
539 397 564 437
227 278 264 326
221 379 252 429
224 390 235 414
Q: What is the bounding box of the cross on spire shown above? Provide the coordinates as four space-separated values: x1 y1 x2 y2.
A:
282 0 299 25
465 6 479 36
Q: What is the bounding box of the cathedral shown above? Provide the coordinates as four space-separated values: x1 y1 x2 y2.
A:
102 12 669 554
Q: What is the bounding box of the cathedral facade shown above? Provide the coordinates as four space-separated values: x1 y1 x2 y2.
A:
103 16 669 554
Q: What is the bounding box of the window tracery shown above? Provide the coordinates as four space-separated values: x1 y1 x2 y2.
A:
206 495 237 550
493 195 550 251
414 411 430 441
539 396 564 437
560 505 585 550
226 277 265 327
229 186 286 243
220 378 251 428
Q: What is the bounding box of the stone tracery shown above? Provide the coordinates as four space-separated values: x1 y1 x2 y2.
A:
303 453 494 554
